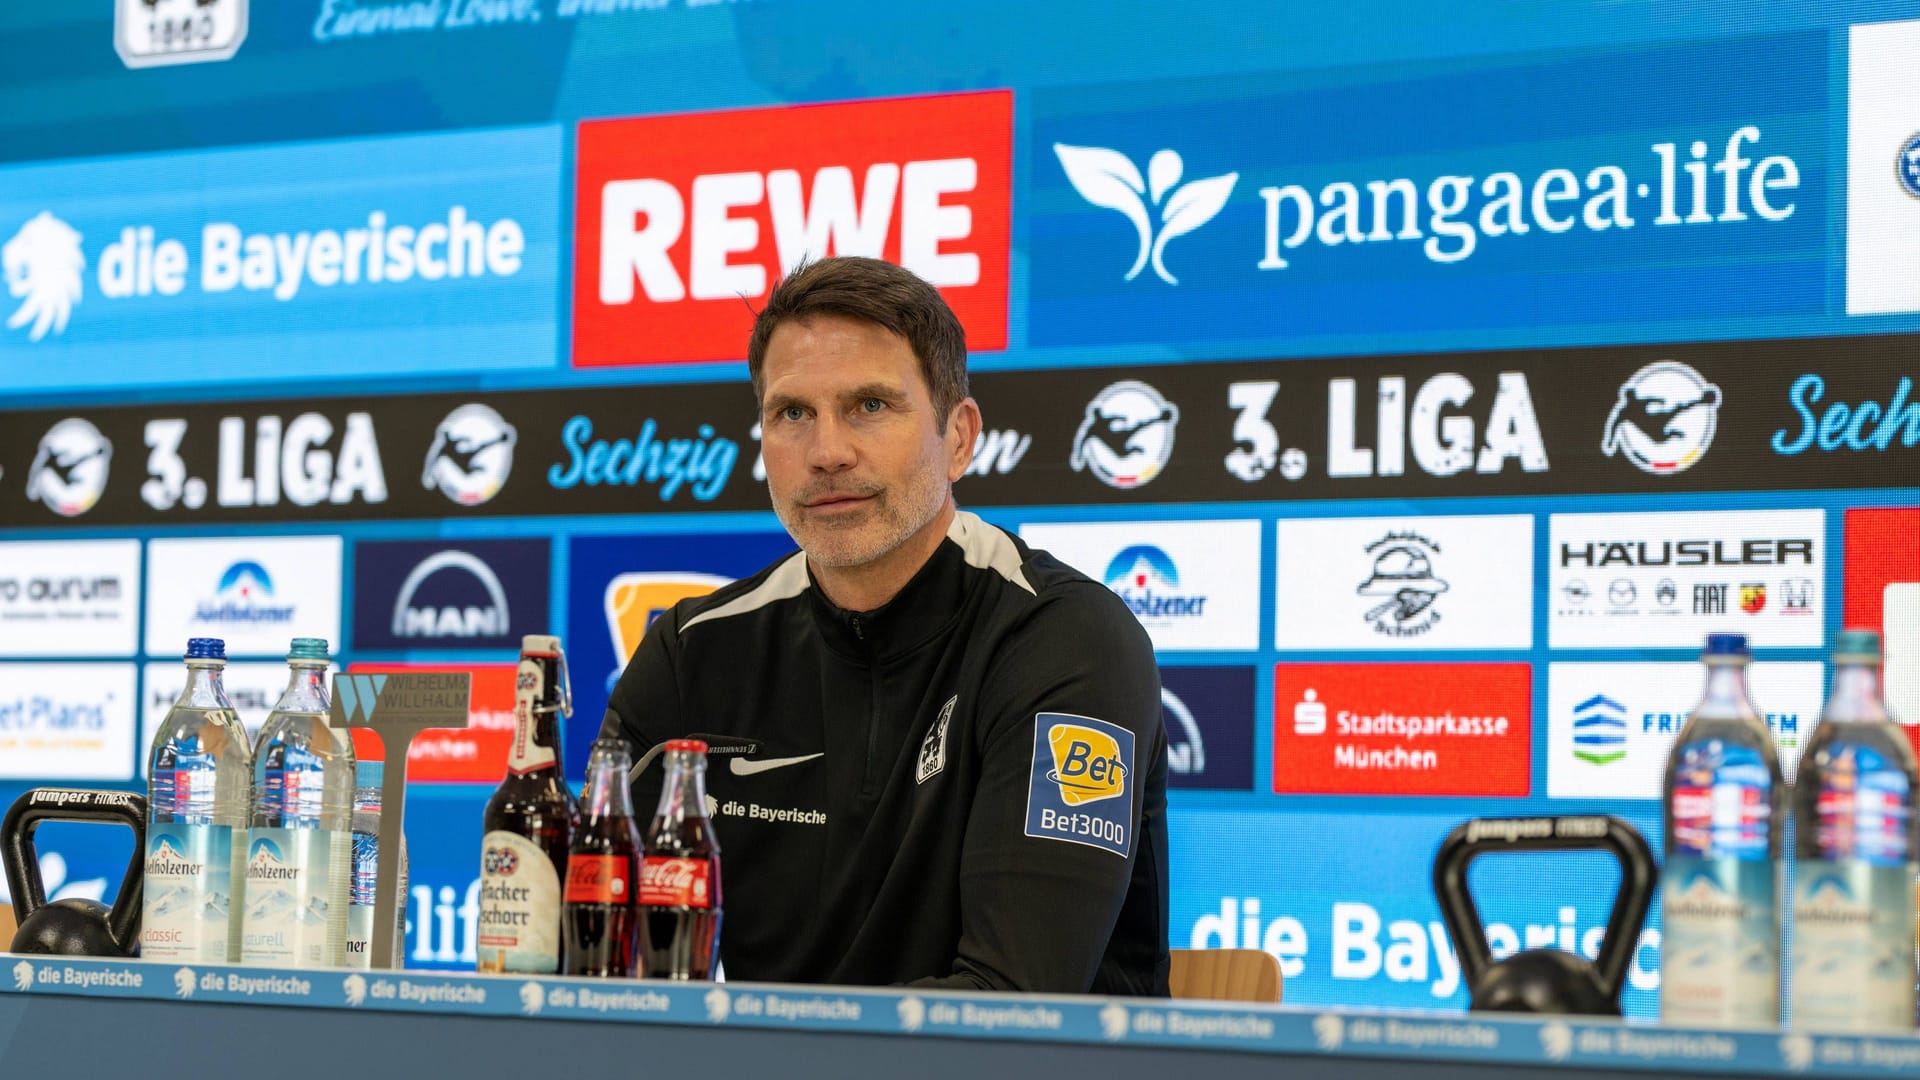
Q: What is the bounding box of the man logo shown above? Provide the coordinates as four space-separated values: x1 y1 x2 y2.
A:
1071 381 1180 489
1047 722 1128 806
1572 694 1627 765
1054 145 1237 285
1161 687 1204 776
25 418 112 517
423 404 517 506
4 212 83 341
391 551 509 639
603 572 731 691
1601 361 1722 475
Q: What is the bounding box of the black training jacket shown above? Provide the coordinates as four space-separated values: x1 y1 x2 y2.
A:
601 510 1170 995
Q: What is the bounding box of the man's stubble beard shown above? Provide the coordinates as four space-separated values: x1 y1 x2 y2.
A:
773 446 950 570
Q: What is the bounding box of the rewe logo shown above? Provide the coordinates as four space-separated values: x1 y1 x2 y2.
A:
3 212 83 341
574 91 1010 366
1054 145 1237 284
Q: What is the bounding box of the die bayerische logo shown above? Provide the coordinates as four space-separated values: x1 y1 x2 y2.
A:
1601 361 1722 475
1070 380 1180 489
1053 145 1237 285
4 212 84 342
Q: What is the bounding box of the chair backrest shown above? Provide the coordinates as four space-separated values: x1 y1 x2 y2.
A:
0 903 15 947
1168 948 1282 1004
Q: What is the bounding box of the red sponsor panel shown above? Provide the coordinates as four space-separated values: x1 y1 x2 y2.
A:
1272 663 1532 796
573 90 1012 367
347 663 517 783
1843 508 1920 757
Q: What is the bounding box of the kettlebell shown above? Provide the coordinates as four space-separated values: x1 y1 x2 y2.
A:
1432 815 1655 1015
2 788 147 957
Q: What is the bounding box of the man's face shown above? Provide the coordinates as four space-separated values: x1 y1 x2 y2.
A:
760 314 967 570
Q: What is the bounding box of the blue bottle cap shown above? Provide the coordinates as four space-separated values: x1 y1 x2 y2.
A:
356 761 384 789
1703 633 1749 657
1832 629 1883 663
288 637 329 662
185 637 226 660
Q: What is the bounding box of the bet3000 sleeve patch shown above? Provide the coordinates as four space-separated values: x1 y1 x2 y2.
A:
1023 712 1136 858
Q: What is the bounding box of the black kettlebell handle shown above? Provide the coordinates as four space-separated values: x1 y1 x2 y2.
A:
2 789 148 952
1432 815 1655 1002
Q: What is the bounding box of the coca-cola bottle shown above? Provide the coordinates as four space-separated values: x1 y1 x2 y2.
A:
563 738 642 977
639 739 722 980
477 635 579 974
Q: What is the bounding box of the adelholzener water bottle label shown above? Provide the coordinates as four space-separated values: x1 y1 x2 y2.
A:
478 830 560 973
142 823 235 962
346 829 378 968
507 658 554 773
1791 741 1916 1031
1661 740 1778 1027
241 828 338 967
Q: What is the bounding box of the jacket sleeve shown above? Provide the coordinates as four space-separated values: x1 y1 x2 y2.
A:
598 605 686 816
908 582 1167 994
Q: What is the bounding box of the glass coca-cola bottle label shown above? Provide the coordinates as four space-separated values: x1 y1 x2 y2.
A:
477 830 561 972
564 855 630 905
640 856 713 908
507 656 554 774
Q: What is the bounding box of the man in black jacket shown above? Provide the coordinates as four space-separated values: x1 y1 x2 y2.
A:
601 256 1169 995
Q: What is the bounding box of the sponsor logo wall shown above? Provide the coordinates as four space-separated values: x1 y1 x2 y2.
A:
144 536 342 658
1548 509 1824 648
0 540 140 657
353 539 550 653
1017 519 1261 652
1272 663 1530 796
1546 662 1821 796
0 663 138 780
574 92 1011 366
0 126 561 391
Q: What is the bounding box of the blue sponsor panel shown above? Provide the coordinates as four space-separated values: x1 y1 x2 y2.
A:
564 531 798 779
1168 806 1666 1019
0 126 561 392
1158 665 1255 791
1029 32 1826 353
352 538 551 653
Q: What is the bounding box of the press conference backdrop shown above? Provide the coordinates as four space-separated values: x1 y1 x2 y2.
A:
3 1 1920 1022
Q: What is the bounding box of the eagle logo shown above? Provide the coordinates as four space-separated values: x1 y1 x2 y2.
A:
4 212 84 342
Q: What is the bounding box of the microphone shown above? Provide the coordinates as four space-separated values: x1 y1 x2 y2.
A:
627 733 761 784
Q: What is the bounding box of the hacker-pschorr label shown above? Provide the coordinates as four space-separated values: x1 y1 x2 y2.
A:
116 0 247 69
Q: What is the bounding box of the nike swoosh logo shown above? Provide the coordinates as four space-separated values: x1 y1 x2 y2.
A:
729 752 824 777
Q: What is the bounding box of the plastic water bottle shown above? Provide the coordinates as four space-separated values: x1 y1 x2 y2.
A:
346 760 410 969
241 638 354 968
144 637 254 962
1791 629 1919 1031
1659 633 1784 1028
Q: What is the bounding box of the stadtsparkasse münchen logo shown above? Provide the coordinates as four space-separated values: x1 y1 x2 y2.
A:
422 404 517 505
1071 381 1180 489
25 418 112 518
573 91 1011 366
1601 361 1722 475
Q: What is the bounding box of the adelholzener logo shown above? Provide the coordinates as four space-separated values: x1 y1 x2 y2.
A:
1356 531 1449 638
1054 145 1238 285
422 404 517 506
25 418 112 518
1601 361 1722 475
1571 694 1627 765
116 0 247 69
1070 381 1180 489
391 551 509 640
194 561 295 626
1103 545 1207 621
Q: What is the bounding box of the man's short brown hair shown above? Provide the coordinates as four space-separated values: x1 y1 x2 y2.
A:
747 256 970 432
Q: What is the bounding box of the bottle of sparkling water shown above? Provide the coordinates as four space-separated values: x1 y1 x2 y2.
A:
144 637 254 962
1791 630 1920 1031
346 760 410 969
241 638 354 968
1659 633 1784 1027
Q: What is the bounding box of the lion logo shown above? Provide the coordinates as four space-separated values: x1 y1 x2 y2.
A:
4 212 84 341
